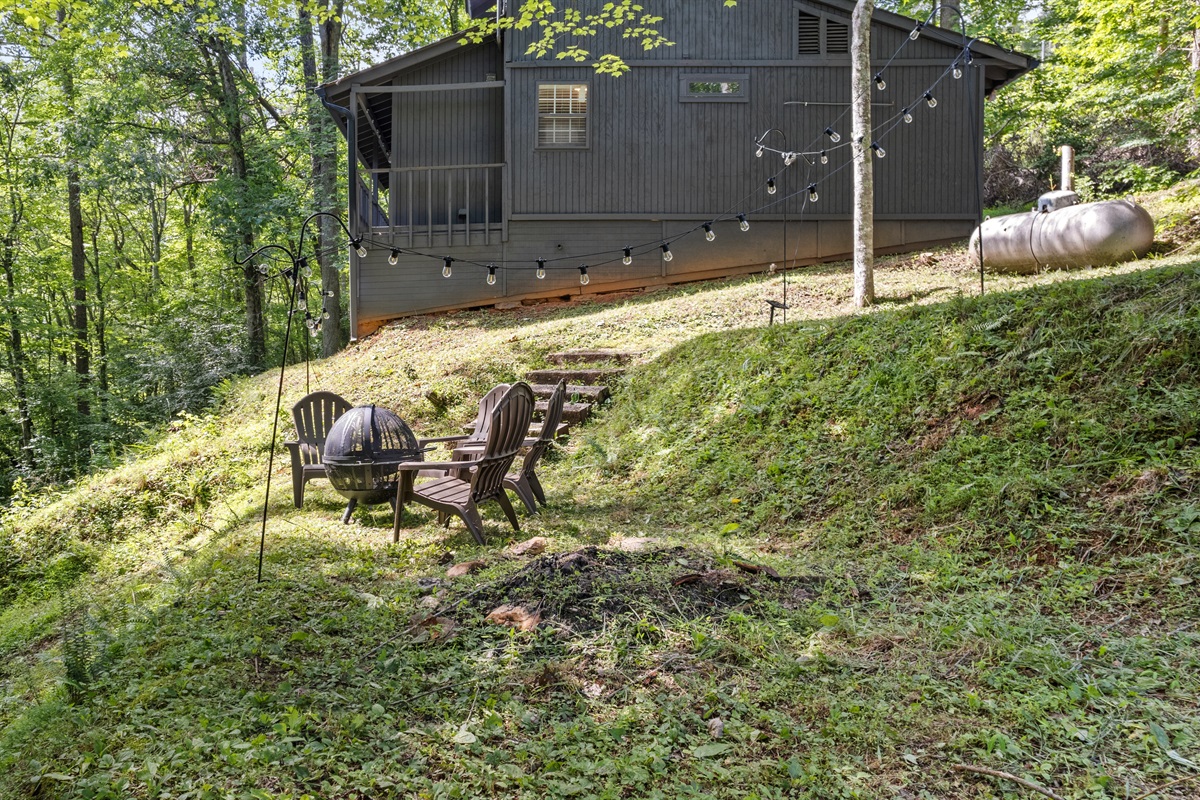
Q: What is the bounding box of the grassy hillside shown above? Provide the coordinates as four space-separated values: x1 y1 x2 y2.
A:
0 190 1198 798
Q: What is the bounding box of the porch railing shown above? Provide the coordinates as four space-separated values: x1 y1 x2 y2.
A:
360 163 505 248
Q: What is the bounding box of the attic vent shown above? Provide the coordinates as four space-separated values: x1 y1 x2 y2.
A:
797 12 820 54
826 19 849 53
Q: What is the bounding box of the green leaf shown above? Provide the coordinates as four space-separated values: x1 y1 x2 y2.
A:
692 742 733 758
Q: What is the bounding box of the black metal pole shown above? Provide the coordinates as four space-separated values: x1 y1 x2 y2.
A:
257 263 301 583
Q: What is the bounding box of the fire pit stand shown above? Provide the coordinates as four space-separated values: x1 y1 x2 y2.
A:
322 405 425 523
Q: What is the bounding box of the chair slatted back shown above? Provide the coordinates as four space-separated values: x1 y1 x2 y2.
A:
292 391 352 465
468 383 510 443
520 379 566 479
470 382 535 503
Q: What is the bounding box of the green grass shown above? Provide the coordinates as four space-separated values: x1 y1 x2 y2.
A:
0 203 1198 798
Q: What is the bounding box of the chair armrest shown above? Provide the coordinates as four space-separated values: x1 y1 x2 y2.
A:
284 441 302 464
395 458 479 472
419 434 473 445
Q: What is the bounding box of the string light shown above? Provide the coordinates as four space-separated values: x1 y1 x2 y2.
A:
874 73 886 90
807 183 819 202
322 308 331 320
902 107 913 123
767 178 777 195
623 246 633 265
257 263 270 276
388 248 400 266
820 150 828 164
351 238 367 258
783 152 797 166
871 141 886 158
298 258 312 278
703 223 715 241
824 127 841 143
909 22 923 40
661 243 673 262
953 64 963 79
323 289 335 298
738 214 749 232
442 256 453 278
755 145 764 157
487 264 497 285
536 258 546 279
579 265 590 285
924 91 937 108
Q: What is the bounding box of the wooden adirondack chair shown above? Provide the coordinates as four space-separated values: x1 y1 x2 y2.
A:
392 382 535 545
453 379 566 513
284 390 352 508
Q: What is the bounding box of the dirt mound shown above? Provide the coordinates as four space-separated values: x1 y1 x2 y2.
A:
456 546 822 633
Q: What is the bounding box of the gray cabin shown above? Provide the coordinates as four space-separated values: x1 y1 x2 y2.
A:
321 0 1036 338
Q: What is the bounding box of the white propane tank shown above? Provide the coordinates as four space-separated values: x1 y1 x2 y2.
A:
969 199 1154 274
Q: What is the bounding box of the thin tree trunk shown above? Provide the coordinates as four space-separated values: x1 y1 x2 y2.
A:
851 0 874 308
60 52 91 419
212 36 266 370
316 0 345 356
1 218 33 469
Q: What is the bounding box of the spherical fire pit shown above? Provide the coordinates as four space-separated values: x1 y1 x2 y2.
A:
322 405 424 522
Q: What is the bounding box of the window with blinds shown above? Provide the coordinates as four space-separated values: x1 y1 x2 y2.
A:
798 11 850 55
537 83 589 148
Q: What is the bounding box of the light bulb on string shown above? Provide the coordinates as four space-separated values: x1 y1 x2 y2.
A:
874 73 886 90
870 142 886 158
661 243 673 262
953 64 963 79
536 258 546 279
623 247 633 266
924 92 937 108
322 307 331 320
579 265 590 285
902 107 913 123
807 183 819 202
297 292 307 312
824 127 841 143
820 150 828 164
258 263 270 276
738 214 749 232
352 239 367 258
323 289 335 298
703 223 715 241
388 248 400 266
755 144 764 158
442 256 453 278
486 265 497 286
767 178 777 195
298 258 312 278
783 152 797 166
909 22 923 40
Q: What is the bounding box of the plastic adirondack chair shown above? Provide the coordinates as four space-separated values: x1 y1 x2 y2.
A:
508 378 566 512
393 382 535 545
284 390 352 508
419 383 510 454
454 379 566 513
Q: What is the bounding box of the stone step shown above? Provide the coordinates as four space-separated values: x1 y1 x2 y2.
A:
530 383 610 404
538 400 593 426
547 350 642 366
525 367 624 386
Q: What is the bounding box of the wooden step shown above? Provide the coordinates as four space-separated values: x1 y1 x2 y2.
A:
530 383 610 404
525 368 624 385
547 350 642 366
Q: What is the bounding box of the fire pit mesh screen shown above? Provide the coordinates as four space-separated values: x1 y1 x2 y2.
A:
322 405 424 505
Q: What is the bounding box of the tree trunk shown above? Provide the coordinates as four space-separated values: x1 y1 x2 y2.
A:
851 0 874 308
1 216 33 469
212 36 266 370
939 0 960 30
61 55 91 419
319 0 345 357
